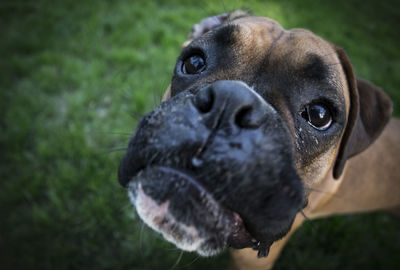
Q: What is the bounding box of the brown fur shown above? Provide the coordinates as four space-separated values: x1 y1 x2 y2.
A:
162 13 400 269
231 119 400 270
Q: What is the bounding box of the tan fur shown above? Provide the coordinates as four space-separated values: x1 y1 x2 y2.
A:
229 19 400 270
231 119 400 269
162 14 400 269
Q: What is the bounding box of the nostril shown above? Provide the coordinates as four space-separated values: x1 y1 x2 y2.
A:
235 106 258 128
193 87 214 113
192 81 268 130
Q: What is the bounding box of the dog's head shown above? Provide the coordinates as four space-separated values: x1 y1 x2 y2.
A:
118 12 392 257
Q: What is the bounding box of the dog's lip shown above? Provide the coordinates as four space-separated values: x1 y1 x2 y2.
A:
226 212 256 249
129 165 256 249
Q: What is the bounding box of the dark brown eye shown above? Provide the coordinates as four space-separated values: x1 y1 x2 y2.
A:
301 104 332 130
182 54 206 74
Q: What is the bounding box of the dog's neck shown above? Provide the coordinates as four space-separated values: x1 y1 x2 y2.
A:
306 118 400 218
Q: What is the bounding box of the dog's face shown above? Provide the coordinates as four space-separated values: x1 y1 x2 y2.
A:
118 14 391 257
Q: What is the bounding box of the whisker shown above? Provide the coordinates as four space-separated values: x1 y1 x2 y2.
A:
321 51 337 57
326 62 341 67
304 186 335 195
158 79 170 102
169 250 184 270
220 0 228 14
300 210 318 233
139 221 146 257
96 131 133 136
197 2 211 18
304 186 369 212
181 255 201 268
152 89 162 107
148 151 161 165
129 111 144 120
97 147 128 155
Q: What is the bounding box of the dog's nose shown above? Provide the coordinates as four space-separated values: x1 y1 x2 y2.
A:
192 80 267 130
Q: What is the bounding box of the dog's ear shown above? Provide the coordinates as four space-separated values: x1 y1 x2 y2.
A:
333 47 393 179
183 10 250 47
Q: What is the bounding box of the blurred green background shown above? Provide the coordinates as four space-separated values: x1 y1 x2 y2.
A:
1 0 399 269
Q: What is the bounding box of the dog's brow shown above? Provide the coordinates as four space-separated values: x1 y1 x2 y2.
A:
300 53 329 81
213 24 240 46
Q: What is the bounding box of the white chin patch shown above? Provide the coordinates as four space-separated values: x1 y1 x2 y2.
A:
128 183 207 253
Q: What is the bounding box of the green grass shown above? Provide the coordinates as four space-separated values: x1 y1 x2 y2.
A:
1 0 399 269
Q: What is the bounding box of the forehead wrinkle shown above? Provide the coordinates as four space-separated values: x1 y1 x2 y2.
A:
270 31 345 91
270 30 336 67
300 53 329 81
230 19 285 56
191 18 347 111
199 21 285 83
213 24 240 46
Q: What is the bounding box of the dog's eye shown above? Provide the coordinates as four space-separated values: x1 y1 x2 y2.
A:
182 54 206 74
301 104 332 130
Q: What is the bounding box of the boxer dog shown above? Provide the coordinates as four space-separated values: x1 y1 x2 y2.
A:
118 11 400 269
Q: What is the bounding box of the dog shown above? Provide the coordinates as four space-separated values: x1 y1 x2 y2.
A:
118 11 400 269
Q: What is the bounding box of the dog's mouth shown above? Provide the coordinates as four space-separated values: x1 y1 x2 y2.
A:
126 165 272 257
119 82 304 258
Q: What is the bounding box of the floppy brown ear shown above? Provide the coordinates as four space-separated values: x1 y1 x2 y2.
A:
333 47 393 179
182 10 250 47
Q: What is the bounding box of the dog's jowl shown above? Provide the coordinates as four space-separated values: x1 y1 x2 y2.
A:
118 11 400 270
